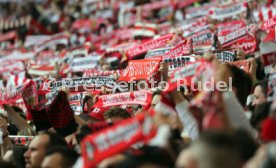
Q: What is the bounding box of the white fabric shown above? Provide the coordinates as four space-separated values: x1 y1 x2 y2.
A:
223 91 257 138
73 157 83 168
149 124 171 147
175 100 199 140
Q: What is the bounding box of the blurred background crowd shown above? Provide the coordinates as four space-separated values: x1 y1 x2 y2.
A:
0 0 275 168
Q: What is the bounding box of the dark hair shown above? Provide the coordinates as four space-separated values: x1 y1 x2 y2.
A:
198 131 239 150
76 122 113 143
72 72 83 77
255 79 269 97
194 131 241 168
250 101 272 130
40 131 68 148
45 147 79 168
233 129 258 162
82 95 93 112
10 146 28 168
228 64 253 107
109 146 174 168
255 58 266 80
0 161 16 168
104 107 131 120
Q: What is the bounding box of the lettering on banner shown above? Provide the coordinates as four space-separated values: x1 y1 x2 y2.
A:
122 61 160 77
261 16 276 30
171 62 201 83
219 24 257 46
163 40 192 60
262 53 276 66
101 93 132 107
48 76 114 92
215 51 236 62
93 121 139 152
210 3 247 20
164 56 196 71
127 34 173 58
133 91 148 102
69 93 82 102
145 47 172 58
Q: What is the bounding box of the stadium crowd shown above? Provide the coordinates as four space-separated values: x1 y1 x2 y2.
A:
0 0 276 168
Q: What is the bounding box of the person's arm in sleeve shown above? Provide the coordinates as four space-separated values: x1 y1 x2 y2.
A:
223 91 257 138
3 104 31 131
171 90 199 140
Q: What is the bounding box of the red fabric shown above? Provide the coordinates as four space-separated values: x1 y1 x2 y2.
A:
0 30 17 42
220 24 258 48
263 26 275 42
230 35 257 54
93 91 152 107
86 121 112 133
162 39 192 59
89 106 109 121
30 19 51 35
22 80 38 120
134 26 158 34
202 91 225 130
71 19 93 31
118 59 162 81
47 91 74 127
46 91 78 137
260 15 276 30
165 60 204 92
217 20 246 36
81 112 156 168
228 60 250 73
262 52 276 66
126 34 174 59
261 117 276 142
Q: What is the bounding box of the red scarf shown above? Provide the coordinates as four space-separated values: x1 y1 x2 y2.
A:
93 91 152 108
119 59 161 81
81 111 156 168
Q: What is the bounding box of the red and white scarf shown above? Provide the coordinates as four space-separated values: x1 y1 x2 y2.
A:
69 56 98 73
119 59 162 81
35 33 69 52
126 34 174 59
93 91 152 108
228 60 251 73
209 2 247 20
81 112 156 168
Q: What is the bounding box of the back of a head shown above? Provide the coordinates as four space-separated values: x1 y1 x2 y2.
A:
11 146 28 168
40 131 68 148
250 101 272 130
45 146 79 168
76 121 112 143
233 129 258 162
190 131 241 168
228 64 253 107
255 79 269 98
104 107 132 120
109 146 174 168
0 161 17 168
